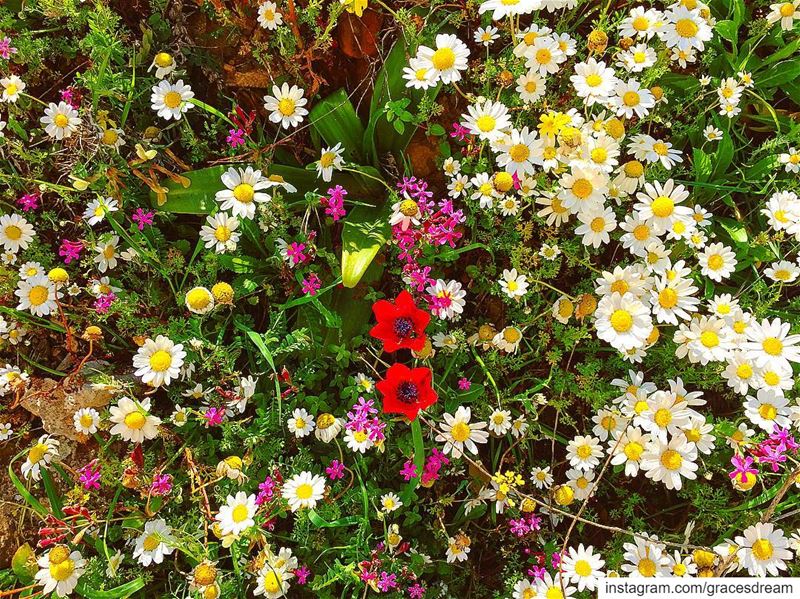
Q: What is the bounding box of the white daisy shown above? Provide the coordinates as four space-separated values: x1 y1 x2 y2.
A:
133 519 175 566
73 408 100 435
287 408 315 438
498 268 528 299
611 78 655 119
744 388 791 432
109 397 161 443
263 83 308 129
435 406 489 458
594 292 653 352
132 335 186 388
282 471 326 511
35 546 85 597
15 274 60 317
257 1 283 29
416 34 470 84
150 80 194 120
215 492 257 535
460 100 511 142
640 434 698 490
215 166 271 219
316 142 344 182
735 522 792 576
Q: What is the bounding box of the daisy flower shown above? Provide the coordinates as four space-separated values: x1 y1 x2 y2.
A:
611 427 651 477
662 6 713 52
767 1 800 31
530 466 554 489
525 35 565 76
402 57 437 90
200 212 240 253
575 206 617 248
698 242 738 282
94 235 120 273
132 335 186 388
282 471 326 511
460 100 511 142
215 166 271 219
619 43 657 72
263 83 308 129
595 292 653 352
649 276 700 325
765 260 800 283
41 101 81 139
495 126 538 176
744 317 800 371
257 1 283 29
216 492 257 535
148 52 175 78
536 192 571 226
185 286 215 315
416 34 470 84
150 80 194 120
426 279 466 320
610 78 655 119
0 74 25 102
436 406 489 458
566 435 603 471
390 196 422 230
380 492 403 513
562 544 605 591
630 134 683 169
634 179 691 234
35 546 85 598
254 564 292 598
83 197 118 226
558 165 608 213
316 142 344 182
735 522 792 576
744 389 791 432
73 408 100 435
133 519 175 566
498 268 528 299
568 469 598 500
619 6 663 40
474 26 499 46
779 147 800 173
641 434 698 490
516 71 546 103
109 397 161 443
0 213 34 253
21 434 59 481
488 409 513 436
15 275 60 317
478 0 538 20
287 408 315 438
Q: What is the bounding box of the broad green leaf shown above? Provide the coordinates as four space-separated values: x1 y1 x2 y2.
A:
711 119 734 179
719 216 748 244
715 20 737 46
756 58 800 89
309 88 365 163
151 165 226 214
341 204 390 288
692 147 712 182
12 544 36 584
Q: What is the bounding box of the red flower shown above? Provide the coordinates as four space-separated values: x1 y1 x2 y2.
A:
370 290 430 352
377 363 437 421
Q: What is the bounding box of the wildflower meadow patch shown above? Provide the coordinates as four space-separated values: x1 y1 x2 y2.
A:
2 0 800 597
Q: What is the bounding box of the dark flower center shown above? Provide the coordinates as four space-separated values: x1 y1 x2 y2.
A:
393 317 415 338
397 381 419 404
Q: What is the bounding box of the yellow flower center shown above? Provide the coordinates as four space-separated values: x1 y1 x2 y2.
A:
575 559 593 577
214 225 231 242
637 558 657 577
611 280 629 294
675 18 699 38
28 443 49 464
5 224 22 240
759 403 778 421
475 115 496 133
415 68 428 81
585 73 602 87
155 52 173 68
509 143 530 163
685 428 701 443
660 449 683 470
773 269 792 281
624 441 644 461
49 559 75 582
700 330 719 348
124 411 147 430
654 408 673 427
576 444 593 459
102 129 119 145
399 199 419 216
54 113 69 128
186 288 212 310
319 152 335 168
622 91 640 107
295 417 306 429
634 51 647 63
652 142 669 156
49 546 70 565
536 48 552 64
610 309 633 333
149 350 172 372
673 563 687 576
163 91 182 109
103 245 116 260
231 504 250 523
736 364 753 379
590 147 608 163
194 564 218 586
5 83 17 96
28 285 49 306
277 97 296 116
79 414 94 428
780 3 795 17
431 47 456 71
632 16 650 31
450 421 471 442
142 534 161 552
557 298 574 318
762 337 783 356
263 571 281 593
572 178 593 199
295 483 314 500
233 183 255 203
494 172 514 192
651 196 674 218
763 371 780 386
751 539 774 561
655 288 679 310
524 80 539 93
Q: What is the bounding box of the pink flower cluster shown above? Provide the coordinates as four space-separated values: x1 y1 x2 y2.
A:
320 185 347 221
399 448 449 486
508 513 542 537
392 177 465 292
751 426 798 472
0 36 17 60
345 397 385 445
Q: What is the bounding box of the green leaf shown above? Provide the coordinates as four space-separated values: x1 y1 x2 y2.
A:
715 20 738 46
309 88 365 163
341 204 390 288
151 165 225 214
75 577 146 599
12 544 36 584
307 510 363 528
692 147 712 182
756 58 800 89
719 216 748 244
711 119 734 179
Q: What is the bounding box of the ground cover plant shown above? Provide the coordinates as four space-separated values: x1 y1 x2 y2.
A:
2 0 800 597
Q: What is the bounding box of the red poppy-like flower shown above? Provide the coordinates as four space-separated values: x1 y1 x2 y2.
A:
377 363 438 421
370 290 430 352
